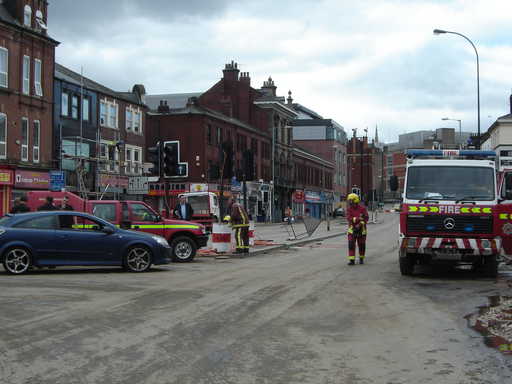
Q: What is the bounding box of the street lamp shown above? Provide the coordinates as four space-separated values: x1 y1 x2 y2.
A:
442 117 462 148
433 29 480 149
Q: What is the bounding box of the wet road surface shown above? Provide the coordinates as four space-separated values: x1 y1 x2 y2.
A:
0 213 511 383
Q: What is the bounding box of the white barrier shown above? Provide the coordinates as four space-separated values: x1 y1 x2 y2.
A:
212 223 231 253
249 220 255 247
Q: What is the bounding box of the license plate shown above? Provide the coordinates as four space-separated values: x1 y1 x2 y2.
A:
433 249 461 260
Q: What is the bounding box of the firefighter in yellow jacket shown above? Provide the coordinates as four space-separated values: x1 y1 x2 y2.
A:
224 197 250 254
346 193 369 265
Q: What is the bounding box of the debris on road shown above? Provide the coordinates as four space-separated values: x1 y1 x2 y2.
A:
466 295 512 355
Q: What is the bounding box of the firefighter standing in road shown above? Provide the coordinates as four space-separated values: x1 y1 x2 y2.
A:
225 197 250 254
346 193 369 265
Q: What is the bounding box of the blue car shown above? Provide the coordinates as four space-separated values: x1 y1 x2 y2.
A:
0 211 172 274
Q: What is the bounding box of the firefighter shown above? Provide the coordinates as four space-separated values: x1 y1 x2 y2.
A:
346 193 369 265
224 196 250 254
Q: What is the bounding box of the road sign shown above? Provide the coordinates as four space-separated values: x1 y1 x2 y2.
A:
49 170 65 191
231 176 241 192
128 176 149 194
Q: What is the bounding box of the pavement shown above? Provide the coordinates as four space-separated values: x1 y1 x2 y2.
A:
199 211 389 257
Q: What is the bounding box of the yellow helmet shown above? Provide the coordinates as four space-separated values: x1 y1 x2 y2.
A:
347 193 360 204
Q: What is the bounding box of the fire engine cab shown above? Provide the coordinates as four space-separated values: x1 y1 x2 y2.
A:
399 149 510 277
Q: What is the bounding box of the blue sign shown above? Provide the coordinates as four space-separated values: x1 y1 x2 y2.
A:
50 170 65 191
231 176 241 192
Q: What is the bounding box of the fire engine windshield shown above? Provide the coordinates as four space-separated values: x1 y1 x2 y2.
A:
406 166 495 201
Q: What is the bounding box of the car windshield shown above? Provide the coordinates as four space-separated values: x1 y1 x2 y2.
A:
406 166 495 201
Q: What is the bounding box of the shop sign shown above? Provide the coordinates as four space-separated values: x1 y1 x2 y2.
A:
190 183 208 192
293 190 305 203
99 174 129 188
15 170 50 189
305 190 321 202
0 169 14 186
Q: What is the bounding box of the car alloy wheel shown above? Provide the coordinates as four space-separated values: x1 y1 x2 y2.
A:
171 236 197 262
125 246 152 272
3 248 31 275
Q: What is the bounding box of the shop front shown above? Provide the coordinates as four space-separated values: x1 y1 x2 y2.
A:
0 169 14 216
12 170 51 206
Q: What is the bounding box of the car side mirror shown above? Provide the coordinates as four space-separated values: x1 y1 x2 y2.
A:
102 226 115 234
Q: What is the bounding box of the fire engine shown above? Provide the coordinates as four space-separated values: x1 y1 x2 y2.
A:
399 149 512 277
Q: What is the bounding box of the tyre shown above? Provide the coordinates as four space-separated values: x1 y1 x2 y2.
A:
124 245 152 272
3 247 31 275
399 254 415 276
170 236 197 262
482 255 498 278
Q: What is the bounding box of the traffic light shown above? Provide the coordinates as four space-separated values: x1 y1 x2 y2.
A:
147 142 161 177
243 149 255 181
162 142 178 177
220 141 233 179
389 175 398 191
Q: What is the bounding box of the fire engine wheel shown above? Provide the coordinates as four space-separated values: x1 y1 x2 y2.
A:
124 245 152 272
171 236 197 262
3 247 32 275
482 255 498 278
399 254 415 276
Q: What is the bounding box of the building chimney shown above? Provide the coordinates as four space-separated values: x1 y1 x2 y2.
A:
261 76 277 97
240 71 251 85
287 90 293 105
223 60 240 82
157 100 170 113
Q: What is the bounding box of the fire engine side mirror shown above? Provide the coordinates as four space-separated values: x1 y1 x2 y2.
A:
155 215 162 222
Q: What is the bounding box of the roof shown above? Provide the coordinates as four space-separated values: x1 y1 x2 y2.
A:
55 63 143 106
144 93 203 111
292 103 323 119
148 104 269 138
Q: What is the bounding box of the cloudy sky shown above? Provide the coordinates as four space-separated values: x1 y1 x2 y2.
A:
49 0 512 143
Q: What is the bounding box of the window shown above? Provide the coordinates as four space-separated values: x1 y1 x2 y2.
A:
33 120 40 163
100 142 119 172
21 118 28 161
0 47 7 88
207 125 212 145
15 215 58 230
83 97 89 122
24 5 32 27
109 104 116 127
126 109 132 131
71 95 78 119
133 111 141 133
0 113 6 159
61 92 68 116
62 216 103 231
217 127 222 145
251 138 258 155
92 203 116 222
100 100 118 128
130 203 157 222
125 145 142 174
22 56 30 95
34 59 42 96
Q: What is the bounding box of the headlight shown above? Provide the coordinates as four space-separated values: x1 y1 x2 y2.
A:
152 236 169 247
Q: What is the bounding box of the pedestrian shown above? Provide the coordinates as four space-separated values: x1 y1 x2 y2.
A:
346 193 369 265
224 196 250 254
173 196 194 221
10 196 30 214
60 195 74 211
284 206 293 224
37 196 58 211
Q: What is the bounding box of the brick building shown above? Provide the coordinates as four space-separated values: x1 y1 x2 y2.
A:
347 130 384 206
0 0 58 214
53 64 146 198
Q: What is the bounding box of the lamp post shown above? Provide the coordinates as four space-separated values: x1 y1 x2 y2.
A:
442 117 462 148
433 29 480 149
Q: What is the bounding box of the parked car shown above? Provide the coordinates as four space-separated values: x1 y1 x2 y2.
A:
333 208 345 217
0 211 172 275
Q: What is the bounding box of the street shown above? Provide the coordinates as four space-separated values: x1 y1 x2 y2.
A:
1 213 511 384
